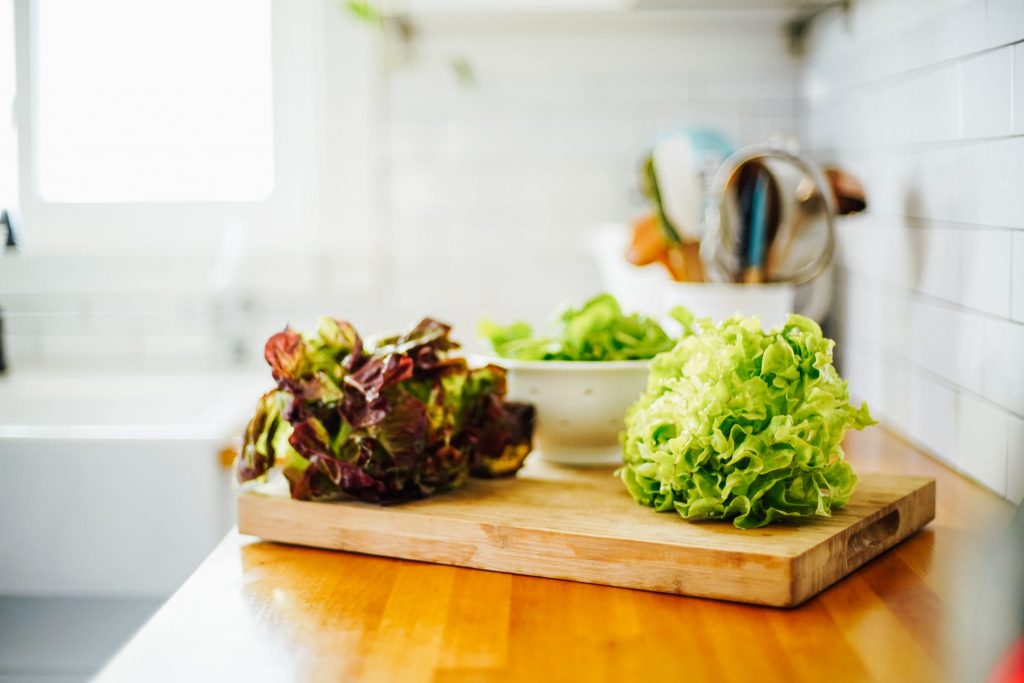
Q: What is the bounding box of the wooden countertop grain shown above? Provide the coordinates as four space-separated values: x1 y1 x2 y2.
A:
96 427 1017 683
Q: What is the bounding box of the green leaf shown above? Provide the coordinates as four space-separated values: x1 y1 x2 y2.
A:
450 57 476 88
344 0 382 24
479 293 690 361
621 313 876 529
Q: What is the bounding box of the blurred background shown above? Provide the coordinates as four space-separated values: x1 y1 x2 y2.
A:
0 0 1021 680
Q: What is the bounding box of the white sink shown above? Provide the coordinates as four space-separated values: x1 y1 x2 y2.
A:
0 371 269 597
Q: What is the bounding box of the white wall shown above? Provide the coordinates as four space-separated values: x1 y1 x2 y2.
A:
382 11 800 336
801 0 1024 502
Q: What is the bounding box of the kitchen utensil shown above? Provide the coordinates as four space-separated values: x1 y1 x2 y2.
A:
645 134 706 282
825 166 867 214
764 166 865 279
742 167 770 283
729 161 782 284
733 164 757 270
626 214 664 266
635 129 734 283
651 136 701 238
764 176 825 279
705 144 836 287
678 241 705 282
239 468 935 607
626 214 705 282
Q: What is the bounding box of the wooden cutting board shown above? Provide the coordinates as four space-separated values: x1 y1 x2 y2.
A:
237 458 935 607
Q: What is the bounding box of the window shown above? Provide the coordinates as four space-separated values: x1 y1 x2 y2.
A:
13 0 377 250
0 0 16 212
34 0 273 203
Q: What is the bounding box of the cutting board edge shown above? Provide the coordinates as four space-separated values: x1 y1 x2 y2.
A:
236 473 937 608
787 477 937 606
237 490 807 557
237 492 800 606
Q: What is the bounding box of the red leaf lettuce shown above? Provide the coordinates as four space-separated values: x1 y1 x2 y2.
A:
237 317 535 503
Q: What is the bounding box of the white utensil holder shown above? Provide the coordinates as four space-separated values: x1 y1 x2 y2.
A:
660 280 796 328
590 224 829 327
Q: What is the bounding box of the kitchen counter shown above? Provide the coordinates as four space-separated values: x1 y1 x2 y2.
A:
97 427 1016 683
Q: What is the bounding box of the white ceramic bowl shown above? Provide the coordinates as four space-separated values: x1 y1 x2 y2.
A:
479 357 651 466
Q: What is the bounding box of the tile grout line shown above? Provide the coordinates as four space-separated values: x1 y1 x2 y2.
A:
1010 220 1016 332
840 212 1024 234
802 130 1024 156
840 338 1015 498
837 313 1024 424
1011 39 1017 135
835 266 1023 328
805 32 1024 103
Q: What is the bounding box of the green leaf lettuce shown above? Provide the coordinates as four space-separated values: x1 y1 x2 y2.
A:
620 314 875 529
479 293 687 361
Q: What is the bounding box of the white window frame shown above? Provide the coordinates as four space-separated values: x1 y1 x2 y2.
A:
11 0 381 254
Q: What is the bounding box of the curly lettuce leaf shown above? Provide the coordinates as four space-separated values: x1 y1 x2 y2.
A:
479 293 680 361
238 316 535 503
620 314 874 529
264 317 361 404
237 389 311 487
457 364 536 477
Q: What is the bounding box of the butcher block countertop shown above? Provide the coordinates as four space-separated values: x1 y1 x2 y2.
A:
97 427 1015 683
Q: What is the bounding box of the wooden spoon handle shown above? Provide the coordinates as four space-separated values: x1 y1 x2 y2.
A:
681 241 705 283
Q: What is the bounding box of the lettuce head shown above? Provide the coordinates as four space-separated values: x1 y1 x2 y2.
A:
237 317 535 503
620 313 874 529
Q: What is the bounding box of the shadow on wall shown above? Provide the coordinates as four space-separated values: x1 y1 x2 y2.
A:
902 183 926 288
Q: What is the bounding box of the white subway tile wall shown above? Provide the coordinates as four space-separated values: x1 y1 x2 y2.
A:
1015 43 1024 135
1009 416 1024 503
381 11 800 336
959 48 1013 139
1013 233 1024 322
804 0 1024 501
